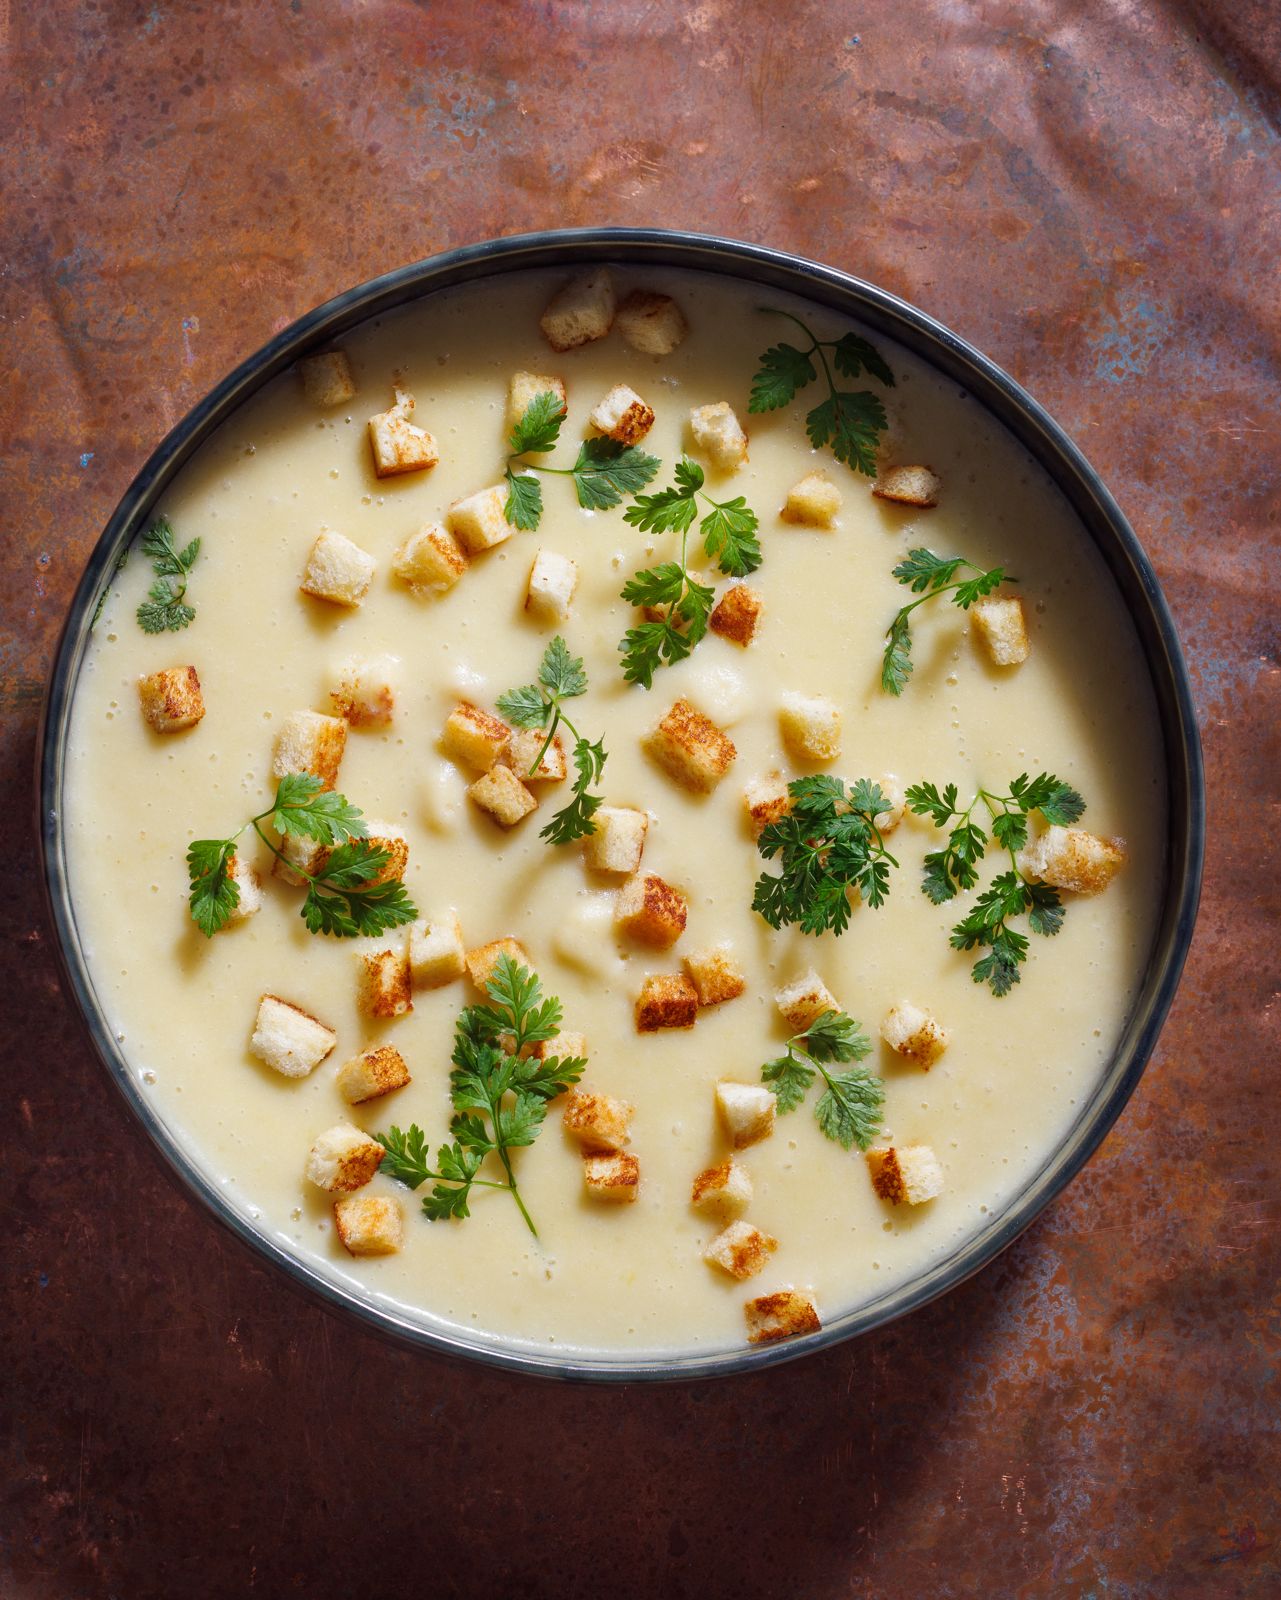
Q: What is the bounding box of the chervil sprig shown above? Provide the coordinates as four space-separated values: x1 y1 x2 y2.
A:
762 1008 884 1150
373 957 586 1237
624 457 762 578
617 547 716 687
136 516 201 633
496 637 607 846
752 776 900 936
906 772 1085 995
503 392 660 531
186 772 417 939
748 308 894 475
882 548 1012 694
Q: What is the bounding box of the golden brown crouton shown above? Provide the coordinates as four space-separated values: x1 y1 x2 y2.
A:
299 349 356 408
393 524 468 597
408 911 466 989
224 852 263 923
635 973 699 1032
305 1123 386 1193
327 655 396 728
539 269 616 351
615 874 688 950
874 773 907 834
532 1029 588 1064
781 471 842 528
690 1159 753 1218
683 943 746 1007
689 402 748 469
563 1088 633 1152
775 969 839 1033
299 531 376 607
744 1289 821 1344
272 710 347 792
583 1150 640 1204
465 937 532 992
524 549 578 625
468 764 538 828
446 484 513 554
1017 826 1127 894
705 1220 778 1281
615 290 688 356
334 1194 403 1256
337 1044 412 1104
507 370 567 431
971 595 1030 666
357 948 412 1020
744 772 792 838
368 388 438 478
441 701 511 772
271 831 321 887
709 584 763 647
582 805 649 873
867 1145 944 1205
249 995 337 1079
715 1081 776 1149
643 699 737 793
779 692 842 763
138 666 205 733
881 1003 950 1068
590 383 655 444
873 464 940 507
504 727 568 784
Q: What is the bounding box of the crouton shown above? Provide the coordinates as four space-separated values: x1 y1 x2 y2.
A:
690 1159 753 1218
504 727 567 784
715 1081 777 1149
272 710 347 791
583 1150 640 1204
446 484 513 555
138 666 205 734
775 969 839 1034
407 911 466 989
873 465 940 508
709 584 763 647
616 289 688 356
643 699 737 793
539 268 616 351
357 949 412 1020
615 874 688 950
532 1030 588 1064
782 471 842 528
305 1123 386 1193
683 943 746 1007
508 370 567 432
689 402 748 470
368 388 438 478
582 805 648 873
225 852 263 922
337 1044 412 1104
705 1220 778 1282
299 349 356 408
525 549 578 625
971 595 1030 666
327 655 397 728
635 973 699 1032
441 701 510 772
271 830 322 887
590 383 655 445
322 821 406 887
867 1145 944 1206
744 1289 821 1344
334 1194 403 1256
744 772 792 839
465 937 532 992
874 773 906 834
468 764 538 828
250 994 337 1078
1017 826 1127 894
563 1088 633 1152
393 524 468 598
881 1003 950 1068
779 691 842 763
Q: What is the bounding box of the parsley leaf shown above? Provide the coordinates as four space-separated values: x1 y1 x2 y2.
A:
761 1008 883 1150
618 561 715 688
507 388 566 455
186 838 238 937
503 395 660 529
625 456 762 578
497 637 607 846
749 342 817 411
569 437 662 511
136 516 201 633
503 469 543 532
881 548 1012 695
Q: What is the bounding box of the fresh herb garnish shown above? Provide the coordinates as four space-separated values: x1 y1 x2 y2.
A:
374 957 586 1237
186 772 417 939
503 392 660 531
496 636 607 846
748 309 894 475
906 773 1085 995
881 548 1012 695
136 516 201 633
625 457 762 577
752 776 900 936
762 1008 884 1150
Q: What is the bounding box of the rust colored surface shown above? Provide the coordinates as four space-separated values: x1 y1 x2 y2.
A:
2 3 1278 1595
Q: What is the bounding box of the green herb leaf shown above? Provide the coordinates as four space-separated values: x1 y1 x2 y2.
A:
136 515 201 633
761 1008 883 1149
570 438 662 511
503 469 544 531
508 389 566 456
806 391 887 477
186 838 238 937
749 342 817 412
700 496 761 577
815 1067 886 1150
831 332 896 388
882 549 1012 696
752 776 899 936
498 639 606 846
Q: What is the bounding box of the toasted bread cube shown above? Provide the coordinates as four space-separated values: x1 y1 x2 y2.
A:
873 465 940 508
716 1081 776 1149
709 584 762 647
971 596 1030 666
689 402 748 470
465 937 532 992
271 830 322 887
881 1003 950 1068
643 699 737 793
744 772 792 839
616 289 688 356
683 943 746 1007
225 852 263 923
273 709 347 791
635 973 699 1032
745 1289 821 1344
525 549 579 624
583 805 648 873
563 1088 633 1152
327 654 397 728
368 388 438 478
325 821 406 887
691 1159 753 1218
468 764 538 828
583 1150 640 1204
334 1194 403 1256
507 370 567 432
532 1029 588 1063
779 692 842 763
775 969 839 1034
446 484 513 555
393 524 468 597
138 666 205 733
782 471 842 528
441 701 510 772
299 350 355 408
1017 826 1127 894
540 268 616 351
305 1123 386 1193
874 773 906 834
590 383 655 445
705 1220 778 1282
504 727 567 784
407 911 466 989
250 994 337 1079
357 949 412 1020
615 874 688 950
867 1145 944 1206
337 1044 412 1104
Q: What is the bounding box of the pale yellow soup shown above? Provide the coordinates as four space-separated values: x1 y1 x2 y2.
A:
64 267 1164 1360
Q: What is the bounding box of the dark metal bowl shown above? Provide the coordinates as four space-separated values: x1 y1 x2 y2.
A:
37 228 1204 1381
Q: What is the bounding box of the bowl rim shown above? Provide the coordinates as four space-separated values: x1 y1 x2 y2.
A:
36 225 1205 1382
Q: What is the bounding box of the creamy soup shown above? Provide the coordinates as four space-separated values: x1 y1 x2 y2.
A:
63 267 1164 1360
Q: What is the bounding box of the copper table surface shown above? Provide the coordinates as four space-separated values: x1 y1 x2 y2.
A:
2 2 1277 1596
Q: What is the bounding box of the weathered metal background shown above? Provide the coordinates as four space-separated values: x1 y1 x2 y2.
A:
2 2 1277 1595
